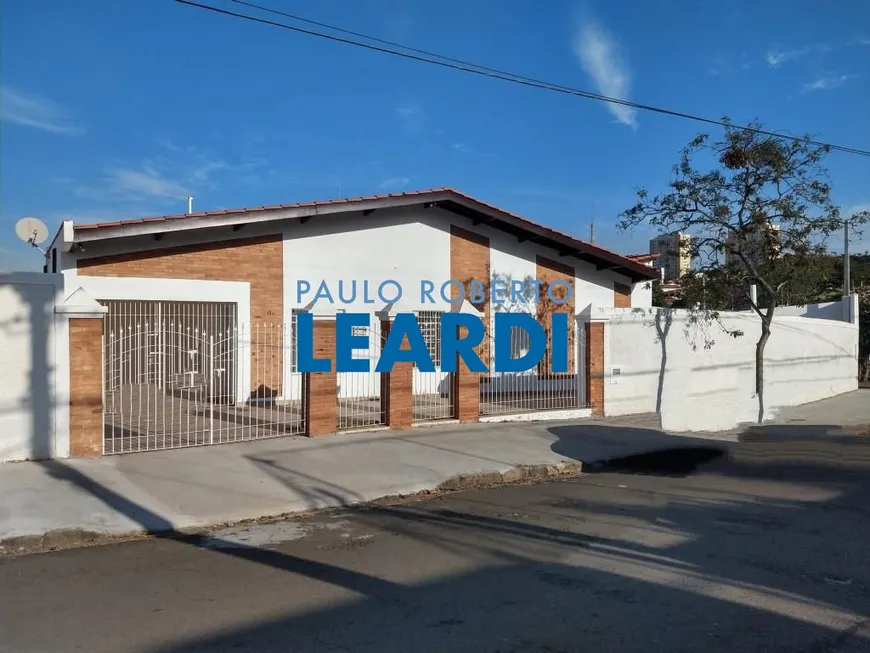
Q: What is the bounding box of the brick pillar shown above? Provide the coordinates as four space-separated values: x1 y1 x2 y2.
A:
453 324 480 423
305 319 337 436
69 318 104 457
381 319 413 429
586 322 605 417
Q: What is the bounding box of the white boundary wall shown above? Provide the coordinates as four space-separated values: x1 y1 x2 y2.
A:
601 297 859 431
0 273 70 462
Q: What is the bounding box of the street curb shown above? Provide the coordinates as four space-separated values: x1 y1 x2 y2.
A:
0 460 582 557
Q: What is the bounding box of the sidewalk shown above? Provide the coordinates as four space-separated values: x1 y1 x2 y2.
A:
2 390 868 552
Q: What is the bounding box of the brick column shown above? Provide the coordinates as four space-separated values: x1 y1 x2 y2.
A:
381 319 413 429
586 322 605 417
69 317 104 457
305 319 337 436
453 324 480 422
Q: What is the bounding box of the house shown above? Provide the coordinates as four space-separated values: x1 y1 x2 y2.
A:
45 187 658 456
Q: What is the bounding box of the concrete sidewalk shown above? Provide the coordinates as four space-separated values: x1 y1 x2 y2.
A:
2 390 868 552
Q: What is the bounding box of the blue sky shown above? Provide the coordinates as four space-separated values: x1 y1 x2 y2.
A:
2 0 869 271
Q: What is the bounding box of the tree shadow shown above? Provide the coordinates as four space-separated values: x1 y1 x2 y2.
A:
0 275 56 461
36 458 407 601
140 421 870 652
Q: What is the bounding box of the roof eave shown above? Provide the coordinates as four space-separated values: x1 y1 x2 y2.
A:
72 191 457 244
70 188 658 282
434 195 659 282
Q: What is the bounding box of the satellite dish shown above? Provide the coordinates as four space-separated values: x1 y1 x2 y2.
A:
15 217 50 249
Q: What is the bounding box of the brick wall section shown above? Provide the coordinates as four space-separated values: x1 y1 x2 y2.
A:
69 318 104 456
614 282 632 308
77 235 283 396
586 322 605 416
381 320 413 428
536 256 575 376
450 225 489 421
305 320 337 436
453 324 480 422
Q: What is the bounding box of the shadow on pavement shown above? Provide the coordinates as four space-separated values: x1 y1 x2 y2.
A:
30 422 870 653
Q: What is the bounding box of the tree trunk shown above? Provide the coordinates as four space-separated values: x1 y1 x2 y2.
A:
755 319 772 424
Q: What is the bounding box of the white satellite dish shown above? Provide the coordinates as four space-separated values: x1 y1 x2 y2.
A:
15 217 50 251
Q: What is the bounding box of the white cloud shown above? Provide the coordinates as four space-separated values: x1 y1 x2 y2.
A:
765 40 870 68
802 74 856 91
766 46 809 67
75 165 187 202
378 176 410 190
110 167 187 199
395 102 425 132
74 144 267 204
572 20 636 128
0 85 85 136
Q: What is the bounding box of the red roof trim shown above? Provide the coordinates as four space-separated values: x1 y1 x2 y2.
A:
71 187 656 280
71 188 453 232
627 253 660 262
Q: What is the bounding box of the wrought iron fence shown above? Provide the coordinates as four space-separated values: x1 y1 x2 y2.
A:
479 316 586 416
102 301 304 454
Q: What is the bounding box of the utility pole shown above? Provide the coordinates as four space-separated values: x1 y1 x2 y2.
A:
844 218 851 296
589 202 595 243
186 195 194 215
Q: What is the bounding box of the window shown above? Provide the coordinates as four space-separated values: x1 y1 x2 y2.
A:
416 310 441 367
509 324 531 358
51 248 57 273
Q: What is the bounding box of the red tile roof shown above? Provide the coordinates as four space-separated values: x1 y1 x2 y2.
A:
626 253 660 262
71 187 659 281
73 188 453 231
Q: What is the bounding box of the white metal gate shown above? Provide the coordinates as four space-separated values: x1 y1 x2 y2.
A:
102 301 304 454
479 317 586 416
412 310 455 422
337 319 384 430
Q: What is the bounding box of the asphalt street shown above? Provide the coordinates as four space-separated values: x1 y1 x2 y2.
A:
2 426 870 652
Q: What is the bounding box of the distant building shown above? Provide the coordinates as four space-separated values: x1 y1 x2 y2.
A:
725 223 781 268
649 232 691 281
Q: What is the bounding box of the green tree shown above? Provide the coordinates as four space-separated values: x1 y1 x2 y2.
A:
651 281 667 307
619 119 870 422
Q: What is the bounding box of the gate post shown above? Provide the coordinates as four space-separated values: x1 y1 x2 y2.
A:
56 287 109 457
453 326 480 423
582 308 609 418
381 319 413 429
305 316 337 436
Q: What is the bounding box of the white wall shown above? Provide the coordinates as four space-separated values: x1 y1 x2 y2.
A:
281 207 653 397
283 208 453 315
775 299 849 321
0 274 69 462
603 302 859 431
630 279 653 308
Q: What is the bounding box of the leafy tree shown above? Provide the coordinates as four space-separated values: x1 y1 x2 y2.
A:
619 119 870 422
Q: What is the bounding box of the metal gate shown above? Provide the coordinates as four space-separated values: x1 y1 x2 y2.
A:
337 318 385 430
479 318 586 416
412 310 455 422
102 301 305 454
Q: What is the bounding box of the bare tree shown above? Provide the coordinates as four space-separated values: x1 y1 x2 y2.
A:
619 119 867 422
